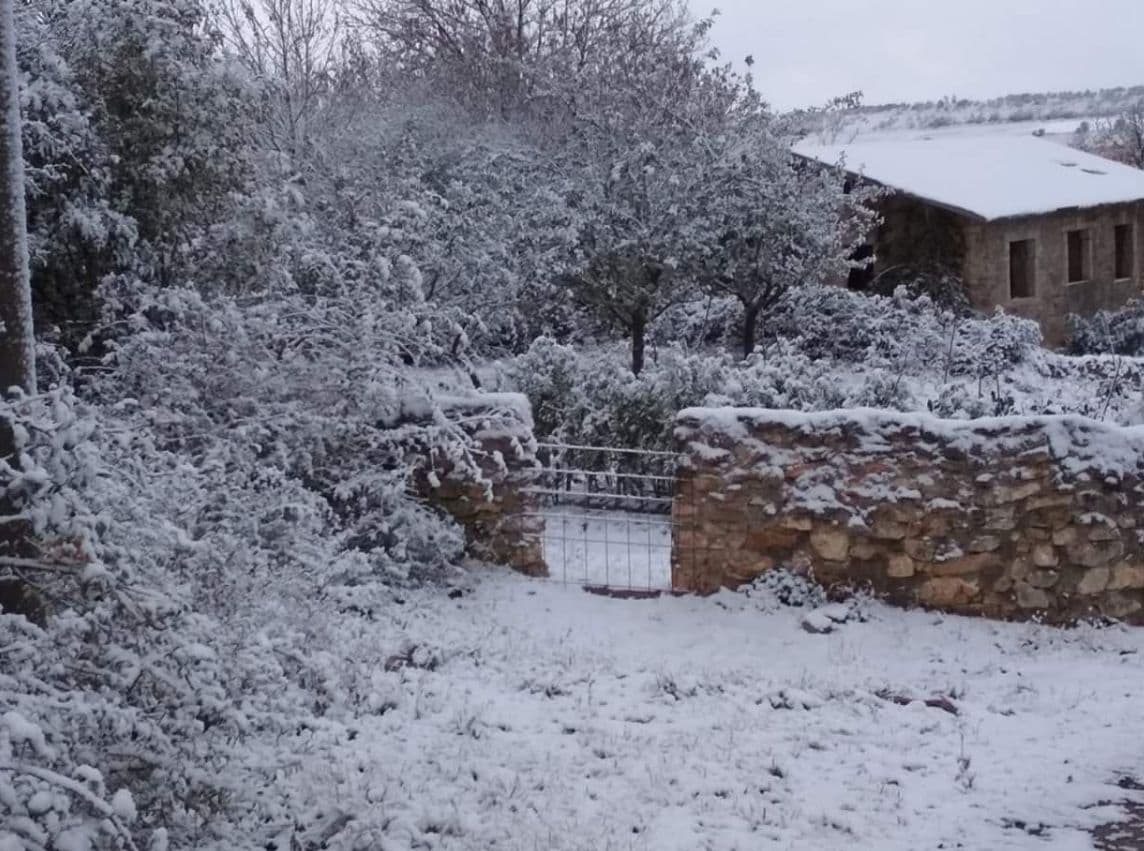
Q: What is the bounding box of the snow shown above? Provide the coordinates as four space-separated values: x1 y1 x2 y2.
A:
538 506 672 589
270 569 1144 850
1 711 50 758
794 133 1144 221
110 788 136 823
678 406 1144 480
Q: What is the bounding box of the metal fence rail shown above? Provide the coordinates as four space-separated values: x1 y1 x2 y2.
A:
518 443 681 591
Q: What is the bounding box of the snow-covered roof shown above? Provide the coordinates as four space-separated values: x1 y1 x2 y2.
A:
794 134 1144 222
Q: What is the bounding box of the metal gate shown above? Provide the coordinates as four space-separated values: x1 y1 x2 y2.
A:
519 442 680 592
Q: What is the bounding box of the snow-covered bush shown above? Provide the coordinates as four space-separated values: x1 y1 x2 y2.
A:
1069 299 1144 356
508 336 923 454
739 569 827 609
650 295 740 351
506 288 1143 459
90 276 475 585
0 270 493 848
762 285 1043 380
508 337 730 452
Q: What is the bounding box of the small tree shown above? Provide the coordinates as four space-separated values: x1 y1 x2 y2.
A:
0 0 34 394
567 250 674 375
1076 102 1144 170
554 11 736 374
697 129 880 356
218 0 341 164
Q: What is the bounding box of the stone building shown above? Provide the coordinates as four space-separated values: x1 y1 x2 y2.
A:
795 134 1144 344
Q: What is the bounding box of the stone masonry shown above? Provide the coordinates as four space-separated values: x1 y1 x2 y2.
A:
672 407 1144 624
962 203 1144 346
413 393 547 577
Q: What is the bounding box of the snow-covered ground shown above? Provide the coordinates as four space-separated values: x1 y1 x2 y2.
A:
274 570 1144 850
538 506 672 589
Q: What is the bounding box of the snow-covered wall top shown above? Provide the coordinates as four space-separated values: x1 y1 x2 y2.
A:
793 135 1144 221
677 406 1144 484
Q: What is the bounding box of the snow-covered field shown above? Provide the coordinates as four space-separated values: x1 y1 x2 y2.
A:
538 506 672 589
275 569 1144 850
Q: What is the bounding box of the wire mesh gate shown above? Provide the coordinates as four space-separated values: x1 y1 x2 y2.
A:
518 442 680 592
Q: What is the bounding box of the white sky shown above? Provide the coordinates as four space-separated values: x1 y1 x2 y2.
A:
703 0 1144 111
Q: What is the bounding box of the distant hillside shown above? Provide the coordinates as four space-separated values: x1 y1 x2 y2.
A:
851 85 1144 132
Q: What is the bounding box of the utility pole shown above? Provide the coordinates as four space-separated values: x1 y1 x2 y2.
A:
0 0 35 395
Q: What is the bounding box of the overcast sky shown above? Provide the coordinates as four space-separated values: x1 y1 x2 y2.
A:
703 0 1144 111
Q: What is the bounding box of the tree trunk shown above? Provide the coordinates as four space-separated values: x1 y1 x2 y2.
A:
742 302 761 358
0 0 40 622
630 309 646 376
0 0 34 394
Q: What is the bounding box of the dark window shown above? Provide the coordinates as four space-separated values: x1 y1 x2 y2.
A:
1067 229 1090 283
1009 239 1035 298
847 244 875 291
1115 224 1135 280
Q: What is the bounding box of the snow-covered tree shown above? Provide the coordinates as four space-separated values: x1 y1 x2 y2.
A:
48 0 257 287
1074 102 1144 170
548 12 739 373
217 0 341 165
15 2 136 346
696 126 880 356
357 0 689 123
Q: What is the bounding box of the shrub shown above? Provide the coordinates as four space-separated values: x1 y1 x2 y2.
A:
1069 300 1144 356
762 285 1042 380
1 277 487 848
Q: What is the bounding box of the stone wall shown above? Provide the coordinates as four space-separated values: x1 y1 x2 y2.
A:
414 393 546 577
873 195 967 274
853 192 1144 346
962 202 1144 346
672 407 1144 624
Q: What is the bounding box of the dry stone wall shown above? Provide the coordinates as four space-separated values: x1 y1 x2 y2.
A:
413 393 547 577
672 407 1144 624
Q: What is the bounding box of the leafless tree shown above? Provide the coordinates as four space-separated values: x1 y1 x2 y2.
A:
353 0 689 124
0 0 35 395
217 0 343 163
1076 102 1144 170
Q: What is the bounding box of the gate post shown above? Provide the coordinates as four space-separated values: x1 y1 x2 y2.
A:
414 393 548 577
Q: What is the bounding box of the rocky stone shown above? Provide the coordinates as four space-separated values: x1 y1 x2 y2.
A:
1016 583 1053 609
1109 564 1144 591
809 527 850 562
1088 524 1122 543
968 535 1002 553
801 610 836 634
925 553 1001 578
1076 567 1111 595
1068 541 1125 569
1032 544 1059 568
918 577 979 608
1103 593 1144 620
984 481 1043 505
1052 527 1078 547
745 527 802 552
993 575 1014 593
779 515 814 531
1028 570 1060 590
904 537 938 562
870 517 910 541
887 553 916 578
982 507 1018 531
